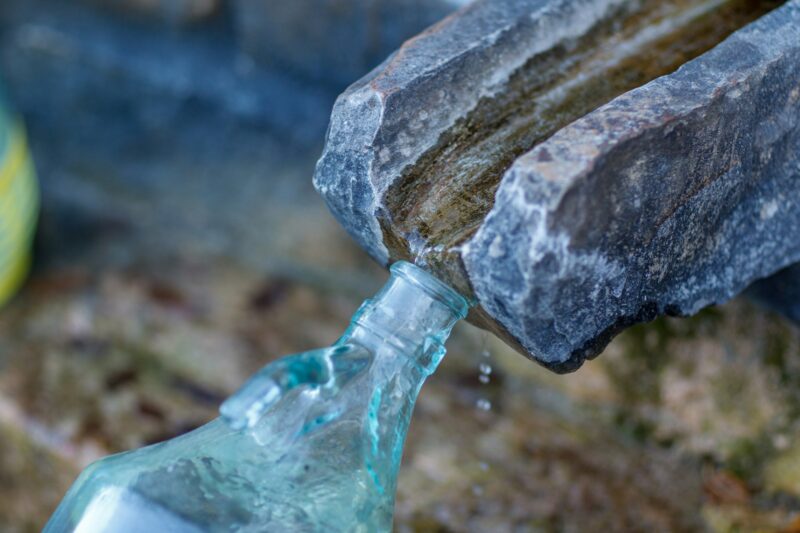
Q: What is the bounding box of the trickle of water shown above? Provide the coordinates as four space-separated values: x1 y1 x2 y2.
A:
476 398 492 411
475 340 493 412
473 340 492 501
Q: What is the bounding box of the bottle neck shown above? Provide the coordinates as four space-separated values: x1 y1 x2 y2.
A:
340 262 469 375
335 263 468 503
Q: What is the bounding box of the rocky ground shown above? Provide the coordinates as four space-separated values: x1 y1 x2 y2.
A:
3 208 800 532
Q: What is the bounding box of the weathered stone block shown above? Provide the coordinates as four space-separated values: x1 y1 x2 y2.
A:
314 0 800 371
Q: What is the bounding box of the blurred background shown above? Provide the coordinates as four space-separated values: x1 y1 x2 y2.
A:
1 1 800 531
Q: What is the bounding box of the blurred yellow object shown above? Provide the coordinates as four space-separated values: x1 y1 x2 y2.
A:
0 118 38 308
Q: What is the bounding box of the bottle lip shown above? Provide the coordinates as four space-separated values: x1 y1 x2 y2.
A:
390 261 470 319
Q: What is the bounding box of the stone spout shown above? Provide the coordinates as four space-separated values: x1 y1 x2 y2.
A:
313 0 800 372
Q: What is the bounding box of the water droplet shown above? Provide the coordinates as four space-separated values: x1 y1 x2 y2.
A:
481 349 491 358
479 363 492 375
471 485 484 496
479 462 489 472
476 398 492 411
478 374 490 384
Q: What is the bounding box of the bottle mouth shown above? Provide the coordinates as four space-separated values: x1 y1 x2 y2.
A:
390 261 470 320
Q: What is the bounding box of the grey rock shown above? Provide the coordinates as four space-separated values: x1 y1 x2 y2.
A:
0 0 373 286
466 3 800 370
0 0 336 144
315 0 800 371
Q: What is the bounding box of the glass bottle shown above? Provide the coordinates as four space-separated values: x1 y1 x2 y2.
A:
44 261 469 533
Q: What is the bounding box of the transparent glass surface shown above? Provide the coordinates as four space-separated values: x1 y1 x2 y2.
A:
44 261 469 533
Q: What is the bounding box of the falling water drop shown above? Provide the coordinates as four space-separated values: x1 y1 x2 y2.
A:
476 340 493 411
476 398 492 411
473 339 492 502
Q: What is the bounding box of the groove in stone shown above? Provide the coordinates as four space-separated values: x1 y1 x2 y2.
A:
380 0 785 279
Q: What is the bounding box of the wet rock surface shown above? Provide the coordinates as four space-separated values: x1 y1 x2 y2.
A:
466 1 800 371
314 0 800 371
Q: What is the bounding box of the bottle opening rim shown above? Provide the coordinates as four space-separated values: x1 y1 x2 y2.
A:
389 261 470 319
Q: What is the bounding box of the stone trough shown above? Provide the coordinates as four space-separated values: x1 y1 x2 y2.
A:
314 0 800 371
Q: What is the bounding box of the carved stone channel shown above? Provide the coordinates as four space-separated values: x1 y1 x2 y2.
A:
314 0 800 371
